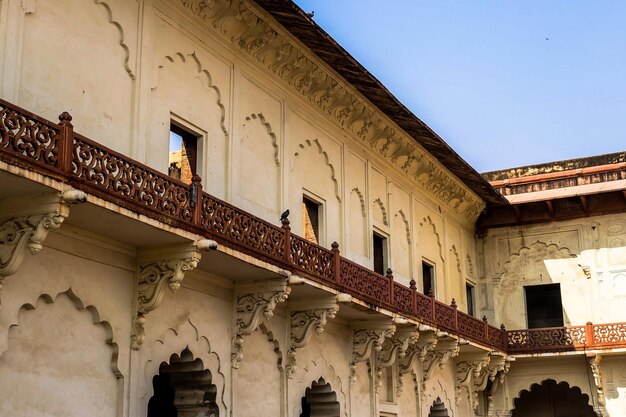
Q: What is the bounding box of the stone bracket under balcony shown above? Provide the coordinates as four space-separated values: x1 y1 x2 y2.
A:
0 190 86 286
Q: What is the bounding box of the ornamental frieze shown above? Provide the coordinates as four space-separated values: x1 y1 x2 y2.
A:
177 0 485 221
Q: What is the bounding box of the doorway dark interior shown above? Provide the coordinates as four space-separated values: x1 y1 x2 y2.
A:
299 377 340 417
428 397 450 417
147 348 219 417
512 379 597 417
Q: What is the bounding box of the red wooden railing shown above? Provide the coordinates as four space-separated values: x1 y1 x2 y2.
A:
508 322 626 353
2 98 626 355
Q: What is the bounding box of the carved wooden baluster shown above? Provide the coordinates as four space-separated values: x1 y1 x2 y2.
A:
331 241 340 283
586 321 595 347
191 175 203 225
57 112 73 173
451 299 459 331
386 268 394 306
282 217 291 265
409 278 417 316
483 315 489 342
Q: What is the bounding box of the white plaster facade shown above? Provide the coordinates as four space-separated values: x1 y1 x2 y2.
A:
0 1 624 417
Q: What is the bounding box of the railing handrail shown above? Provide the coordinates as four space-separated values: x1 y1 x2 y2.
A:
4 98 624 355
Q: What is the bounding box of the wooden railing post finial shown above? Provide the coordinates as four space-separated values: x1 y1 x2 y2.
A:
57 111 74 173
331 241 340 283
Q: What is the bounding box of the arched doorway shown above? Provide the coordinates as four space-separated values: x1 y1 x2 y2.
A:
148 348 219 417
300 377 340 417
512 379 597 417
428 397 450 417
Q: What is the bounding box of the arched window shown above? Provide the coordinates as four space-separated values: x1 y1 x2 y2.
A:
148 348 219 417
512 379 597 417
300 377 340 417
428 397 450 417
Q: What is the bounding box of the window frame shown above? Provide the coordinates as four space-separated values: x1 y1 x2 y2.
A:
372 228 389 276
302 191 325 246
421 259 436 296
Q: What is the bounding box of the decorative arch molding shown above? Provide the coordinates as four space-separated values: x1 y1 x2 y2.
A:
258 322 284 370
419 216 445 262
293 139 341 202
351 188 366 218
157 52 229 137
450 245 461 273
0 288 122 379
292 356 349 417
373 198 389 226
423 380 456 417
143 317 227 414
466 254 474 278
394 210 412 244
93 0 135 79
499 241 577 279
512 379 597 417
243 113 280 166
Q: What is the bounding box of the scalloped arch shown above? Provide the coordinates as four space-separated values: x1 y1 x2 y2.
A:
501 241 577 277
512 379 597 417
373 198 389 226
244 113 279 166
158 52 229 136
0 288 121 378
258 322 283 369
351 187 366 217
293 355 349 417
94 0 134 79
450 245 461 273
294 138 341 202
419 216 445 262
395 209 411 244
144 317 227 414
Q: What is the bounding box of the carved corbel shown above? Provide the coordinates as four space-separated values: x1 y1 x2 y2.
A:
587 353 607 416
349 321 396 387
419 335 461 402
231 278 291 368
456 352 510 412
286 297 339 378
396 325 437 397
131 239 217 350
0 190 86 283
375 325 419 392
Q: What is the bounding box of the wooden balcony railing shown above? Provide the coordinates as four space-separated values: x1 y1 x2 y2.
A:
2 98 625 355
507 322 626 353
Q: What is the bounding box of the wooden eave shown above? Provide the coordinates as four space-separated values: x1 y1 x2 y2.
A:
252 0 507 206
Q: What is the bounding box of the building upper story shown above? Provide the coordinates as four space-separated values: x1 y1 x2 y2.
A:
0 0 624 356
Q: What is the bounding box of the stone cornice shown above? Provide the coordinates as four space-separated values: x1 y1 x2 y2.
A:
176 0 486 222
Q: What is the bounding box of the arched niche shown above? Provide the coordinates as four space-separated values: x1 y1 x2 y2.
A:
512 379 597 417
0 290 121 417
148 348 219 417
429 397 450 417
300 377 340 417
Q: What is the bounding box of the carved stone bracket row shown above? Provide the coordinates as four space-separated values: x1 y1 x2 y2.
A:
0 190 86 287
350 321 396 387
455 351 513 412
587 353 607 417
419 334 462 402
131 239 218 350
286 297 340 378
231 278 291 368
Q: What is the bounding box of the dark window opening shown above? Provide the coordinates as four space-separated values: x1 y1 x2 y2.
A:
300 377 340 417
302 196 321 244
169 123 198 184
525 284 564 328
422 261 434 296
373 232 387 275
466 283 476 317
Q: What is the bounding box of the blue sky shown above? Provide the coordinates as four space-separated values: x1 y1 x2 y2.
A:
293 0 626 172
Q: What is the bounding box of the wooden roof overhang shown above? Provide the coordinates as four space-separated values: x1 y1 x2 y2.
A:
251 0 507 206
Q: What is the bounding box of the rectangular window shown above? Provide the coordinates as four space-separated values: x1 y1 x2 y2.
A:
466 283 476 317
302 196 321 244
422 261 434 296
379 365 395 403
525 284 564 328
373 232 387 275
169 123 198 184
